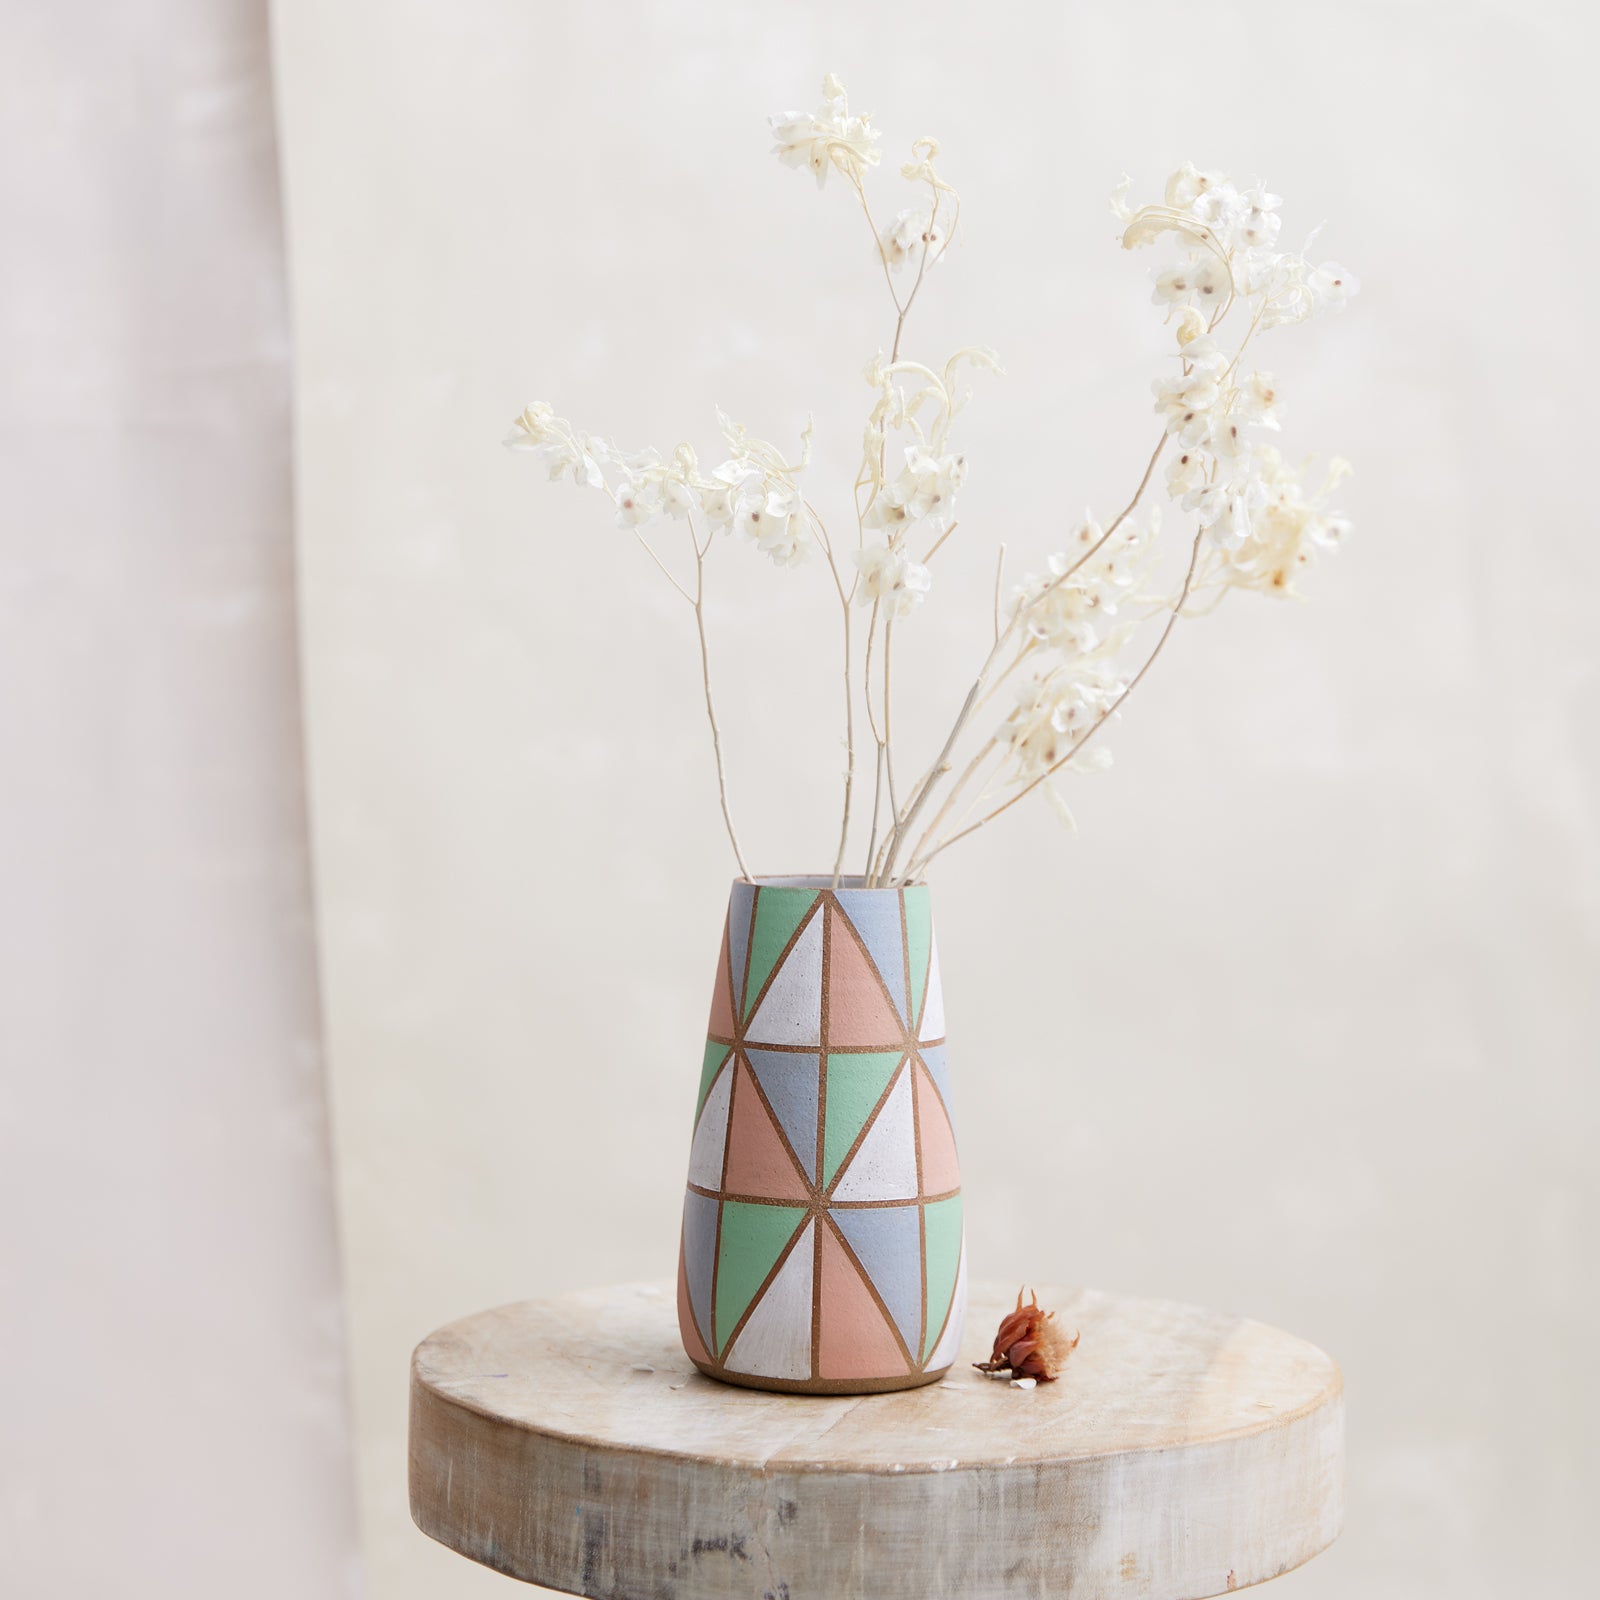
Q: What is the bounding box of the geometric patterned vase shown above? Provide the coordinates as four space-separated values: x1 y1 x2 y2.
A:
676 875 965 1394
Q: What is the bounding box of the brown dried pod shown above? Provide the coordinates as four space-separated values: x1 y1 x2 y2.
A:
974 1287 1080 1382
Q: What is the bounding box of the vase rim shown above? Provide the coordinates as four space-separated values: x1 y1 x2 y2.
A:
735 874 926 891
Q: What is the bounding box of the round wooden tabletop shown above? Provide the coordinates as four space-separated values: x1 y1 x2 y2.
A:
409 1281 1342 1600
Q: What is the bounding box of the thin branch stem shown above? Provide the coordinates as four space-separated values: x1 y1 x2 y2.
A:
882 430 1169 883
683 516 750 879
879 619 900 885
922 519 959 564
905 523 1206 878
634 532 694 605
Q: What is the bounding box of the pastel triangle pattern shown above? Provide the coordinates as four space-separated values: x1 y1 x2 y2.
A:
921 1196 964 1362
746 1049 820 1184
823 1052 903 1187
728 883 757 1017
743 890 818 1021
833 888 909 1024
914 1062 960 1193
817 1221 909 1379
918 931 946 1042
724 1219 814 1381
695 1042 731 1123
687 1062 733 1188
677 1242 711 1365
707 919 735 1036
918 1043 952 1120
824 906 904 1048
905 887 933 1035
831 1205 922 1354
745 909 823 1046
831 1065 917 1201
714 1201 807 1356
681 1188 718 1355
925 1238 967 1370
723 1059 809 1200
683 882 965 1391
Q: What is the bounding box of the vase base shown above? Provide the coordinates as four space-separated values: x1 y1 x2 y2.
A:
687 1358 954 1396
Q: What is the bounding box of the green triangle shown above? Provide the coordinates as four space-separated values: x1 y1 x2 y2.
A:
714 1201 806 1354
695 1041 731 1123
905 887 932 1032
921 1195 963 1360
823 1052 904 1186
742 889 818 1020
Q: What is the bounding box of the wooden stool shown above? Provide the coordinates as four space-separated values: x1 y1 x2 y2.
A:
410 1281 1342 1598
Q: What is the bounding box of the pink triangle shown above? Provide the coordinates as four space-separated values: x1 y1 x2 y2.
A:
707 919 735 1037
826 907 905 1049
677 1239 711 1364
722 1059 809 1201
915 1063 961 1193
817 1221 910 1378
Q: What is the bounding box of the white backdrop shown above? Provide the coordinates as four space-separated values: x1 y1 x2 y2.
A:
276 2 1598 1596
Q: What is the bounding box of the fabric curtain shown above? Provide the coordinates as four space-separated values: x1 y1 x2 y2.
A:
0 5 359 1594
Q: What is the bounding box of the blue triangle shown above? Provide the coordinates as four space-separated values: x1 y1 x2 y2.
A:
728 882 757 1015
682 1190 719 1351
745 1049 820 1183
831 1206 922 1353
833 889 909 1024
919 1044 953 1119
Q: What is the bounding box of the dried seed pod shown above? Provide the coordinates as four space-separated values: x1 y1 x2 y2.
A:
974 1287 1079 1382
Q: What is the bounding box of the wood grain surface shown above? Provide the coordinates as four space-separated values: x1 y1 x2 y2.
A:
410 1281 1342 1599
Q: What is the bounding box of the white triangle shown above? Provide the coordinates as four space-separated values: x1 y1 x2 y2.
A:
687 1061 733 1188
925 1237 967 1370
831 1067 917 1200
918 932 946 1042
724 1219 815 1380
745 910 824 1046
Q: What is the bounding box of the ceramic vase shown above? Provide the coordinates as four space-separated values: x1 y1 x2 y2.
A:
676 876 965 1393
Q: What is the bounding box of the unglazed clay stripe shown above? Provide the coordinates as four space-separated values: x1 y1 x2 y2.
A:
812 901 831 1379
705 1035 947 1053
686 1182 961 1208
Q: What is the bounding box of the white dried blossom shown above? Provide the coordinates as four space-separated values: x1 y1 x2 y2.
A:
880 208 948 272
854 543 932 617
503 403 606 489
1307 261 1360 314
769 74 881 189
1165 446 1212 498
1012 510 1159 658
997 662 1126 779
1195 447 1351 596
1152 253 1230 309
1153 369 1221 444
503 132 1358 875
1183 480 1264 551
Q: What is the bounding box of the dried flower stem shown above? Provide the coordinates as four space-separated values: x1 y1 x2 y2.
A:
906 522 1206 876
806 501 858 890
683 514 751 879
882 432 1169 883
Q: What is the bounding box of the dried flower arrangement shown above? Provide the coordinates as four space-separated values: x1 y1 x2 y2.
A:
506 75 1357 885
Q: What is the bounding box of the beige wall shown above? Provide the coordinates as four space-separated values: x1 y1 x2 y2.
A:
277 2 1599 1596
